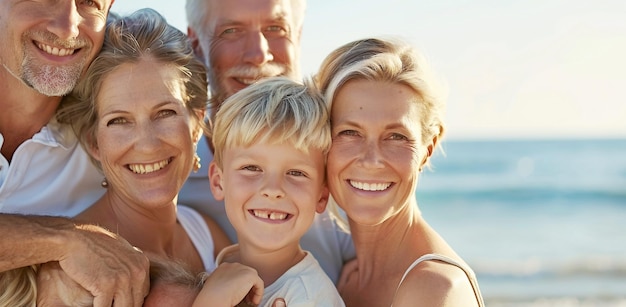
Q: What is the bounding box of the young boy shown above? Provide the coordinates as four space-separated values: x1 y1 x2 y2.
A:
205 77 345 306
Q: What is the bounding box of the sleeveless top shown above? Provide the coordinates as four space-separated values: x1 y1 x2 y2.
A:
177 205 217 272
395 253 485 306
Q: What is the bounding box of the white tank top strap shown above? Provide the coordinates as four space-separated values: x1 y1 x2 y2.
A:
176 205 217 272
396 253 485 306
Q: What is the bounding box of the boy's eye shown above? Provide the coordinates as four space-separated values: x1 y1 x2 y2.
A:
287 170 306 177
242 165 261 172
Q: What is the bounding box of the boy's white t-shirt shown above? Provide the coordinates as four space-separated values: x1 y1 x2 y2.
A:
216 245 345 307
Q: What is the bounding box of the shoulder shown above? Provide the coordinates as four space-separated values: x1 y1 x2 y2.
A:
269 254 342 302
393 258 479 307
282 253 329 284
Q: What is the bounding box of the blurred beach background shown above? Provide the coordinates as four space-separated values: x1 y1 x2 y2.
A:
420 139 626 305
113 1 626 305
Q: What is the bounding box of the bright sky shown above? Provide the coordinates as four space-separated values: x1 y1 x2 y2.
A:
111 1 626 140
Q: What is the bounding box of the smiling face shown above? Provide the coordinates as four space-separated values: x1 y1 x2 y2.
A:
0 0 111 96
209 141 328 251
328 79 430 226
89 58 201 208
191 0 300 112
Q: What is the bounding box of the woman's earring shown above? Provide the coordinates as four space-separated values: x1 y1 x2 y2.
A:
101 178 108 188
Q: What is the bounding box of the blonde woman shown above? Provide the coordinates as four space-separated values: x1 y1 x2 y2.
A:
316 38 485 307
57 8 228 274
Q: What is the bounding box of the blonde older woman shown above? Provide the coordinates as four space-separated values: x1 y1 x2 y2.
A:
57 8 228 275
315 38 485 307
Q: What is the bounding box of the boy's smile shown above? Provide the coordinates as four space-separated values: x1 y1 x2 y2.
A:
250 209 291 222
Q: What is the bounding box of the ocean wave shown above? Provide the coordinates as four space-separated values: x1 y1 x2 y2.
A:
471 256 626 278
476 257 626 305
418 187 626 204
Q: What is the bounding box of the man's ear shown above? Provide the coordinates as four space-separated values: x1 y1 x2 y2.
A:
208 161 225 201
315 185 330 214
187 27 204 60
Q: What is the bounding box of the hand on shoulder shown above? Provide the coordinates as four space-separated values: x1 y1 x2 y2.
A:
57 224 150 307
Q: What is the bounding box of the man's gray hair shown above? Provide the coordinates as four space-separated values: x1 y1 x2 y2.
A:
185 0 306 36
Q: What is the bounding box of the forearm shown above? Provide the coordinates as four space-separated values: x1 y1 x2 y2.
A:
0 213 149 307
0 213 74 271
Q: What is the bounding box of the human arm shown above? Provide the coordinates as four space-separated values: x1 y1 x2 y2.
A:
0 214 150 307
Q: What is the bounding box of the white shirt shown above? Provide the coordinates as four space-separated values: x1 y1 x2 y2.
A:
216 245 345 307
261 252 345 307
0 120 104 216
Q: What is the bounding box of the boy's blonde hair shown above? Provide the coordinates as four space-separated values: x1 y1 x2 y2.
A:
212 77 331 167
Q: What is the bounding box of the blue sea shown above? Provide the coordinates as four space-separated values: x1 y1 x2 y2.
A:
416 139 626 306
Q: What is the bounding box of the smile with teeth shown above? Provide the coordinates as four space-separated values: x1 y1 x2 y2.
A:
128 159 170 174
251 209 290 221
349 180 392 191
36 42 77 57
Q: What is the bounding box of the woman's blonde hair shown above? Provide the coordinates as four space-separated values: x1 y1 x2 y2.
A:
0 266 38 307
315 37 446 149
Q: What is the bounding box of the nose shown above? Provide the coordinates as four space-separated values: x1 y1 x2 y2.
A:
133 122 161 152
261 173 285 199
242 31 273 66
359 140 385 169
47 2 81 40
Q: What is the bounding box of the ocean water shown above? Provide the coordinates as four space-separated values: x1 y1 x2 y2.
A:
416 139 626 306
